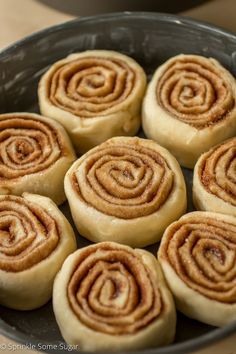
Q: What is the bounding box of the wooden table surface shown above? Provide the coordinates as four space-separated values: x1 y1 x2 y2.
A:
1 0 236 353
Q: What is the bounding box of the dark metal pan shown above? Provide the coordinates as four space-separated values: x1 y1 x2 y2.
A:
0 12 236 354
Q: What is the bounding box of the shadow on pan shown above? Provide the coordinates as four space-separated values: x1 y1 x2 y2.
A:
36 0 209 16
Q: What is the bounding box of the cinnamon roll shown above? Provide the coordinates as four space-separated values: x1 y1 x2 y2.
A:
142 54 236 168
64 136 187 247
158 211 236 326
38 50 147 154
0 193 76 310
193 138 236 217
53 242 176 351
0 113 76 205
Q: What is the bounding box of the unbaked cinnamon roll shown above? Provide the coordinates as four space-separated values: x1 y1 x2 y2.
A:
64 136 187 247
38 50 147 154
158 211 236 326
193 138 236 217
142 54 236 168
0 193 76 310
0 112 75 205
53 242 176 351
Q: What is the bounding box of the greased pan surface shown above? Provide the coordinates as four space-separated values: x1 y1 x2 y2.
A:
1 12 236 354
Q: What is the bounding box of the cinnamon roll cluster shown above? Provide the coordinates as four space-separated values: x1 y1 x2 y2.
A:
2 48 236 352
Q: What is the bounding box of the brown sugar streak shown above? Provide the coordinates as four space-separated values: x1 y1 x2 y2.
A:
0 115 65 181
67 242 162 334
0 195 59 272
156 56 235 129
71 143 174 219
161 214 236 303
47 56 138 118
199 138 236 206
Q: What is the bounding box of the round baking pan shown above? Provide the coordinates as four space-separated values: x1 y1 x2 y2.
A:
0 12 236 354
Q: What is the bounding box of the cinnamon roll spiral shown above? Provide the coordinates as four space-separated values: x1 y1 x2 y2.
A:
53 242 176 351
193 138 236 217
0 193 76 310
158 211 236 326
64 136 186 247
142 54 236 168
38 50 147 153
0 113 75 205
